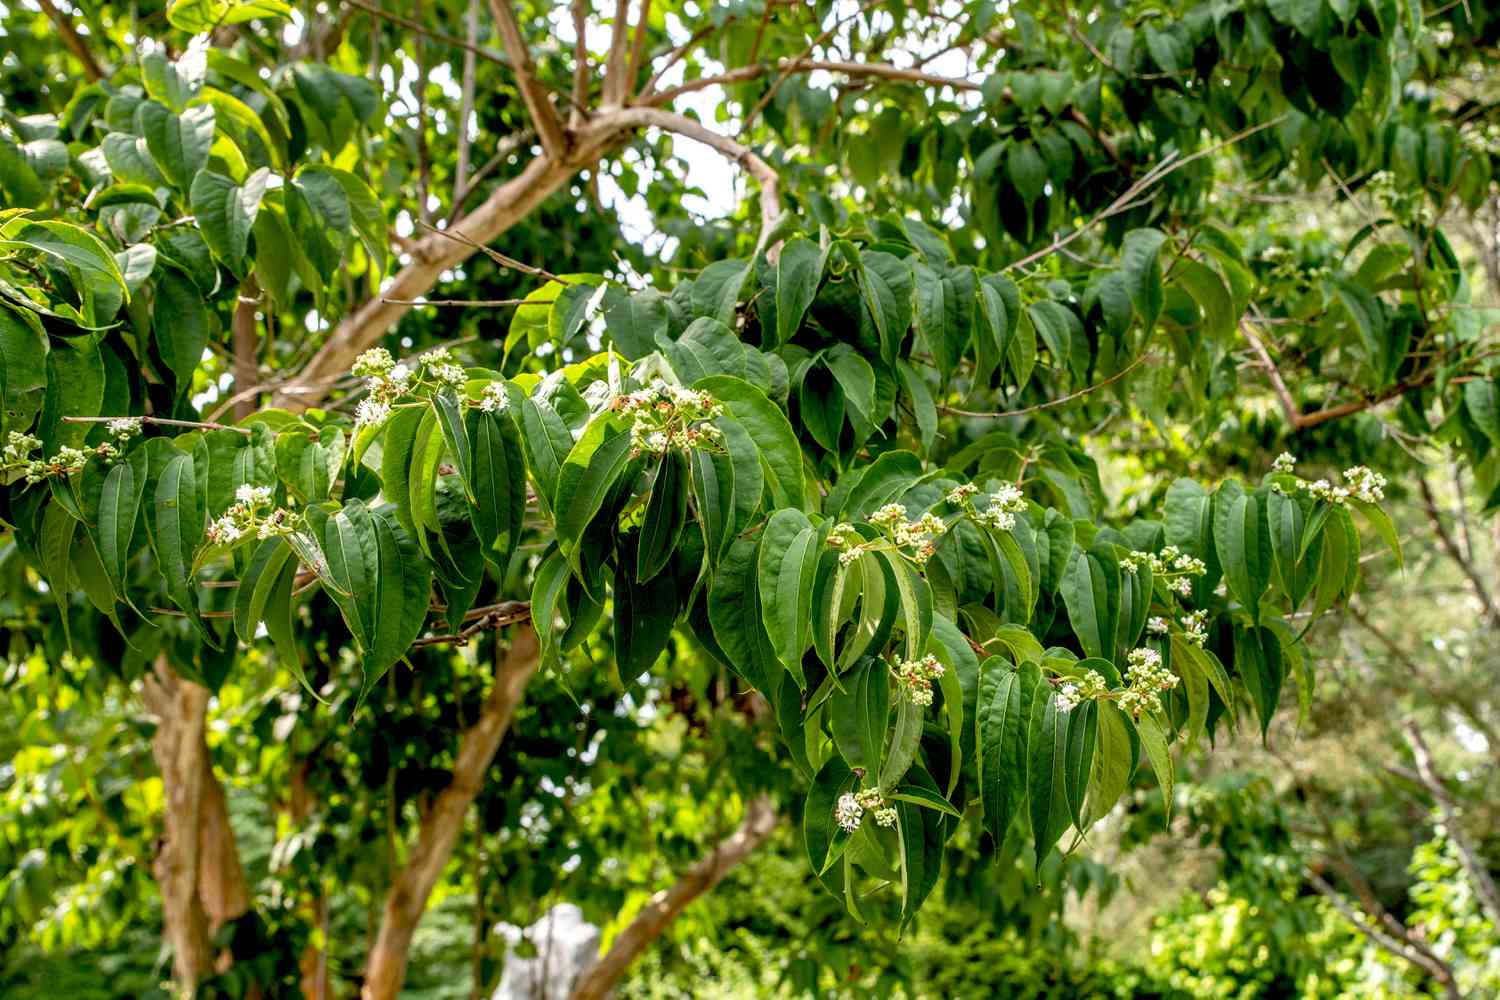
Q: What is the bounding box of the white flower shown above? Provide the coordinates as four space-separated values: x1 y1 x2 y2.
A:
356 397 392 426
946 483 978 505
353 347 395 377
389 363 411 384
430 362 467 387
1120 646 1178 718
478 382 509 413
1169 576 1193 598
207 516 243 545
835 793 863 832
893 654 944 707
107 417 143 439
1147 616 1169 635
1056 669 1108 712
235 484 273 506
1272 452 1296 474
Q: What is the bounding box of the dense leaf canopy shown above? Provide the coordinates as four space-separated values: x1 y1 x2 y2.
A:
0 0 1497 996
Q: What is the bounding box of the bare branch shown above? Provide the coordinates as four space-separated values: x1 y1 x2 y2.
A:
582 107 782 238
1306 868 1461 999
570 0 592 125
342 0 509 65
486 0 570 159
452 0 481 210
567 795 780 1000
1404 722 1500 928
1240 317 1302 428
602 0 631 106
36 0 104 82
64 414 252 435
1418 475 1500 626
625 0 654 96
362 624 541 999
939 354 1150 419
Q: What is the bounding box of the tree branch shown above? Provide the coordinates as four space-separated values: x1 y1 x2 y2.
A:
36 0 104 82
231 277 260 422
486 0 569 159
1306 868 1461 1000
452 0 481 211
143 657 253 993
1418 475 1500 626
625 0 654 97
602 0 631 106
1403 722 1500 928
361 623 540 999
566 795 780 1000
580 107 782 238
570 0 592 125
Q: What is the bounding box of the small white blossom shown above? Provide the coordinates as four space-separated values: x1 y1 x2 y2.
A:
1119 646 1178 718
1147 616 1169 635
893 654 944 707
107 417 143 439
1056 669 1109 712
1272 452 1296 474
235 484 273 506
356 397 392 426
207 516 243 545
352 347 395 377
478 382 509 413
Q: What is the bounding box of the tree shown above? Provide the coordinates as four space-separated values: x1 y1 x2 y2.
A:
1 0 1494 996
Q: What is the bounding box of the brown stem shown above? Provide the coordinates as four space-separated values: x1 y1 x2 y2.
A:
142 657 253 993
453 0 480 213
1419 475 1500 625
1404 722 1500 927
36 0 104 81
602 0 631 106
486 0 570 159
232 277 261 422
361 624 541 999
566 795 779 1000
1306 869 1461 999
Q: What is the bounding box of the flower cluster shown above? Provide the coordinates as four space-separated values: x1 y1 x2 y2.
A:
478 382 509 413
1179 609 1209 647
1056 669 1108 712
1118 647 1179 718
1119 544 1207 598
975 484 1027 531
827 522 865 567
3 429 132 484
870 503 947 565
1272 452 1296 474
1291 465 1387 506
352 347 413 426
613 379 725 456
206 484 296 545
834 788 896 833
892 653 945 707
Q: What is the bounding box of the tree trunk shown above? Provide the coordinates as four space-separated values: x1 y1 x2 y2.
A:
567 795 780 1000
362 624 540 999
143 657 253 994
231 276 261 422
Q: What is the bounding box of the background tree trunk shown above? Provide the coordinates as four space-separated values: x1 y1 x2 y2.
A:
143 657 252 993
362 623 539 999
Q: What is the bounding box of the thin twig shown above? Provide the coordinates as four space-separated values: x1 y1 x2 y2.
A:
381 296 528 307
939 354 1149 419
411 601 533 647
486 0 570 159
63 415 252 436
416 220 569 284
341 0 509 65
1404 722 1500 928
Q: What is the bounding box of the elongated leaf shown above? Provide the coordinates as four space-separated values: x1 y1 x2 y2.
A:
775 237 825 345
1028 687 1072 866
758 509 819 687
831 656 889 771
696 375 804 510
977 657 1039 843
153 452 209 639
708 535 780 693
637 451 688 582
1135 712 1174 818
1060 545 1120 660
554 419 633 570
805 755 857 876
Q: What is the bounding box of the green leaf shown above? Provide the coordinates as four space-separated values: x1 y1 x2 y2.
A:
758 509 819 687
432 389 474 502
152 452 209 639
1060 544 1120 660
97 459 145 602
139 101 215 191
977 657 1039 843
189 168 268 275
889 784 961 817
152 269 211 399
831 656 890 771
1213 481 1271 623
881 697 924 790
1234 624 1284 743
696 375 804 510
614 553 677 678
38 501 79 644
1348 497 1401 570
689 445 735 565
233 536 294 645
466 408 527 570
1463 379 1500 445
1028 687 1072 865
708 535 779 692
167 0 292 32
856 250 914 363
1120 228 1168 330
637 451 688 582
825 344 876 426
896 359 937 453
554 419 633 573
1083 702 1134 825
775 237 825 345
1063 700 1098 828
1134 712 1175 818
692 258 751 325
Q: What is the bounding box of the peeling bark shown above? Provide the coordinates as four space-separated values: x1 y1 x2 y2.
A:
142 657 252 993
